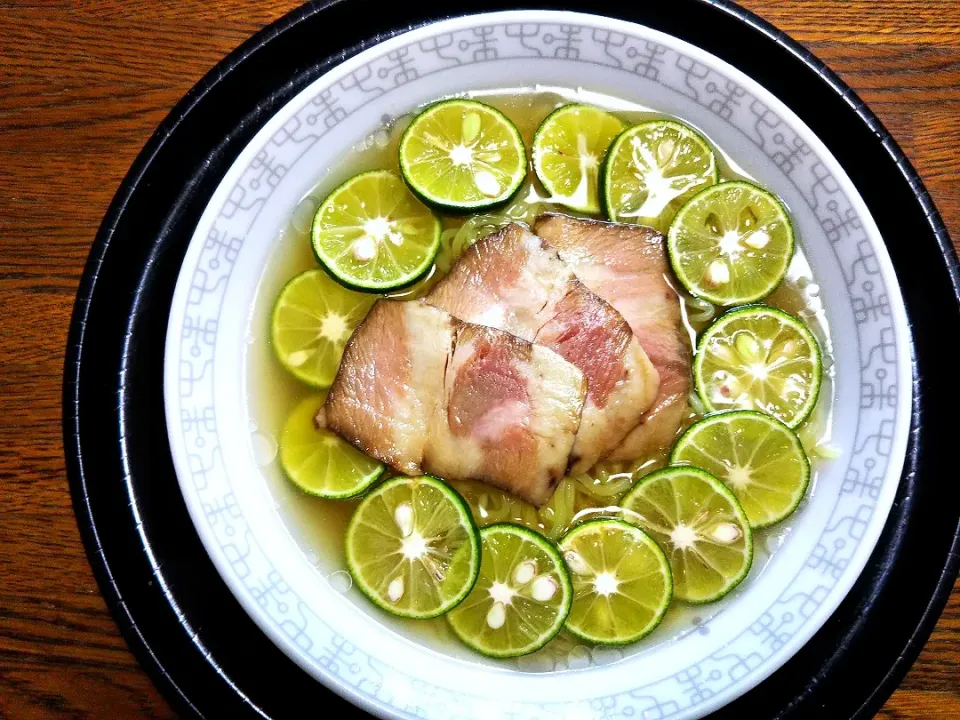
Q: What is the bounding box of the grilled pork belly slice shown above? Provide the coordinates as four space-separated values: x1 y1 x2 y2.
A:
428 223 658 474
534 214 691 461
318 300 586 505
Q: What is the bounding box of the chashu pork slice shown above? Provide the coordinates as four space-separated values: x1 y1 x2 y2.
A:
427 223 659 475
318 300 586 506
534 213 692 461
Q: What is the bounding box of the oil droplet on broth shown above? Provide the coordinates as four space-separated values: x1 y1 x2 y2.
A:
291 195 319 234
373 129 391 149
328 570 353 593
591 646 624 666
251 432 278 466
567 646 592 670
516 652 556 673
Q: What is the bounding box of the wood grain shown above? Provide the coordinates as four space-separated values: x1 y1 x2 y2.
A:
0 1 957 717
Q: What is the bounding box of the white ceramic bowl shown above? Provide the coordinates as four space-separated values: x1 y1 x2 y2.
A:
164 10 911 719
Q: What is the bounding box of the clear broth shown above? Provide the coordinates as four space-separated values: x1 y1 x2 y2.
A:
247 88 835 669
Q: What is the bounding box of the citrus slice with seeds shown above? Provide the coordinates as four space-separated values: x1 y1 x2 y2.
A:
279 394 385 499
602 119 717 232
345 476 480 619
559 518 672 645
620 467 752 604
668 181 794 305
447 523 572 658
311 170 441 292
399 99 526 211
694 305 822 428
532 104 625 214
670 410 810 528
270 268 376 387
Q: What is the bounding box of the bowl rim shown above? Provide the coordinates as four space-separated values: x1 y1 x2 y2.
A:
163 8 912 719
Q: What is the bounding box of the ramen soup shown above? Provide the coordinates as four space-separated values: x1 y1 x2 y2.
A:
248 88 835 667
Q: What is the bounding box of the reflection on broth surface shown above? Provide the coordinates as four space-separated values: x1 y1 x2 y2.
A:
247 87 835 667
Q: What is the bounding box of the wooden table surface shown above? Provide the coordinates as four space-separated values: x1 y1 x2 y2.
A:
1 1 958 717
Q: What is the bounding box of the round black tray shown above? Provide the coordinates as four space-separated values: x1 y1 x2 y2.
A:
63 1 960 718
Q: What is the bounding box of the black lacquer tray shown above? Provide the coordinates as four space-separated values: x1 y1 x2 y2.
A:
63 1 960 717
